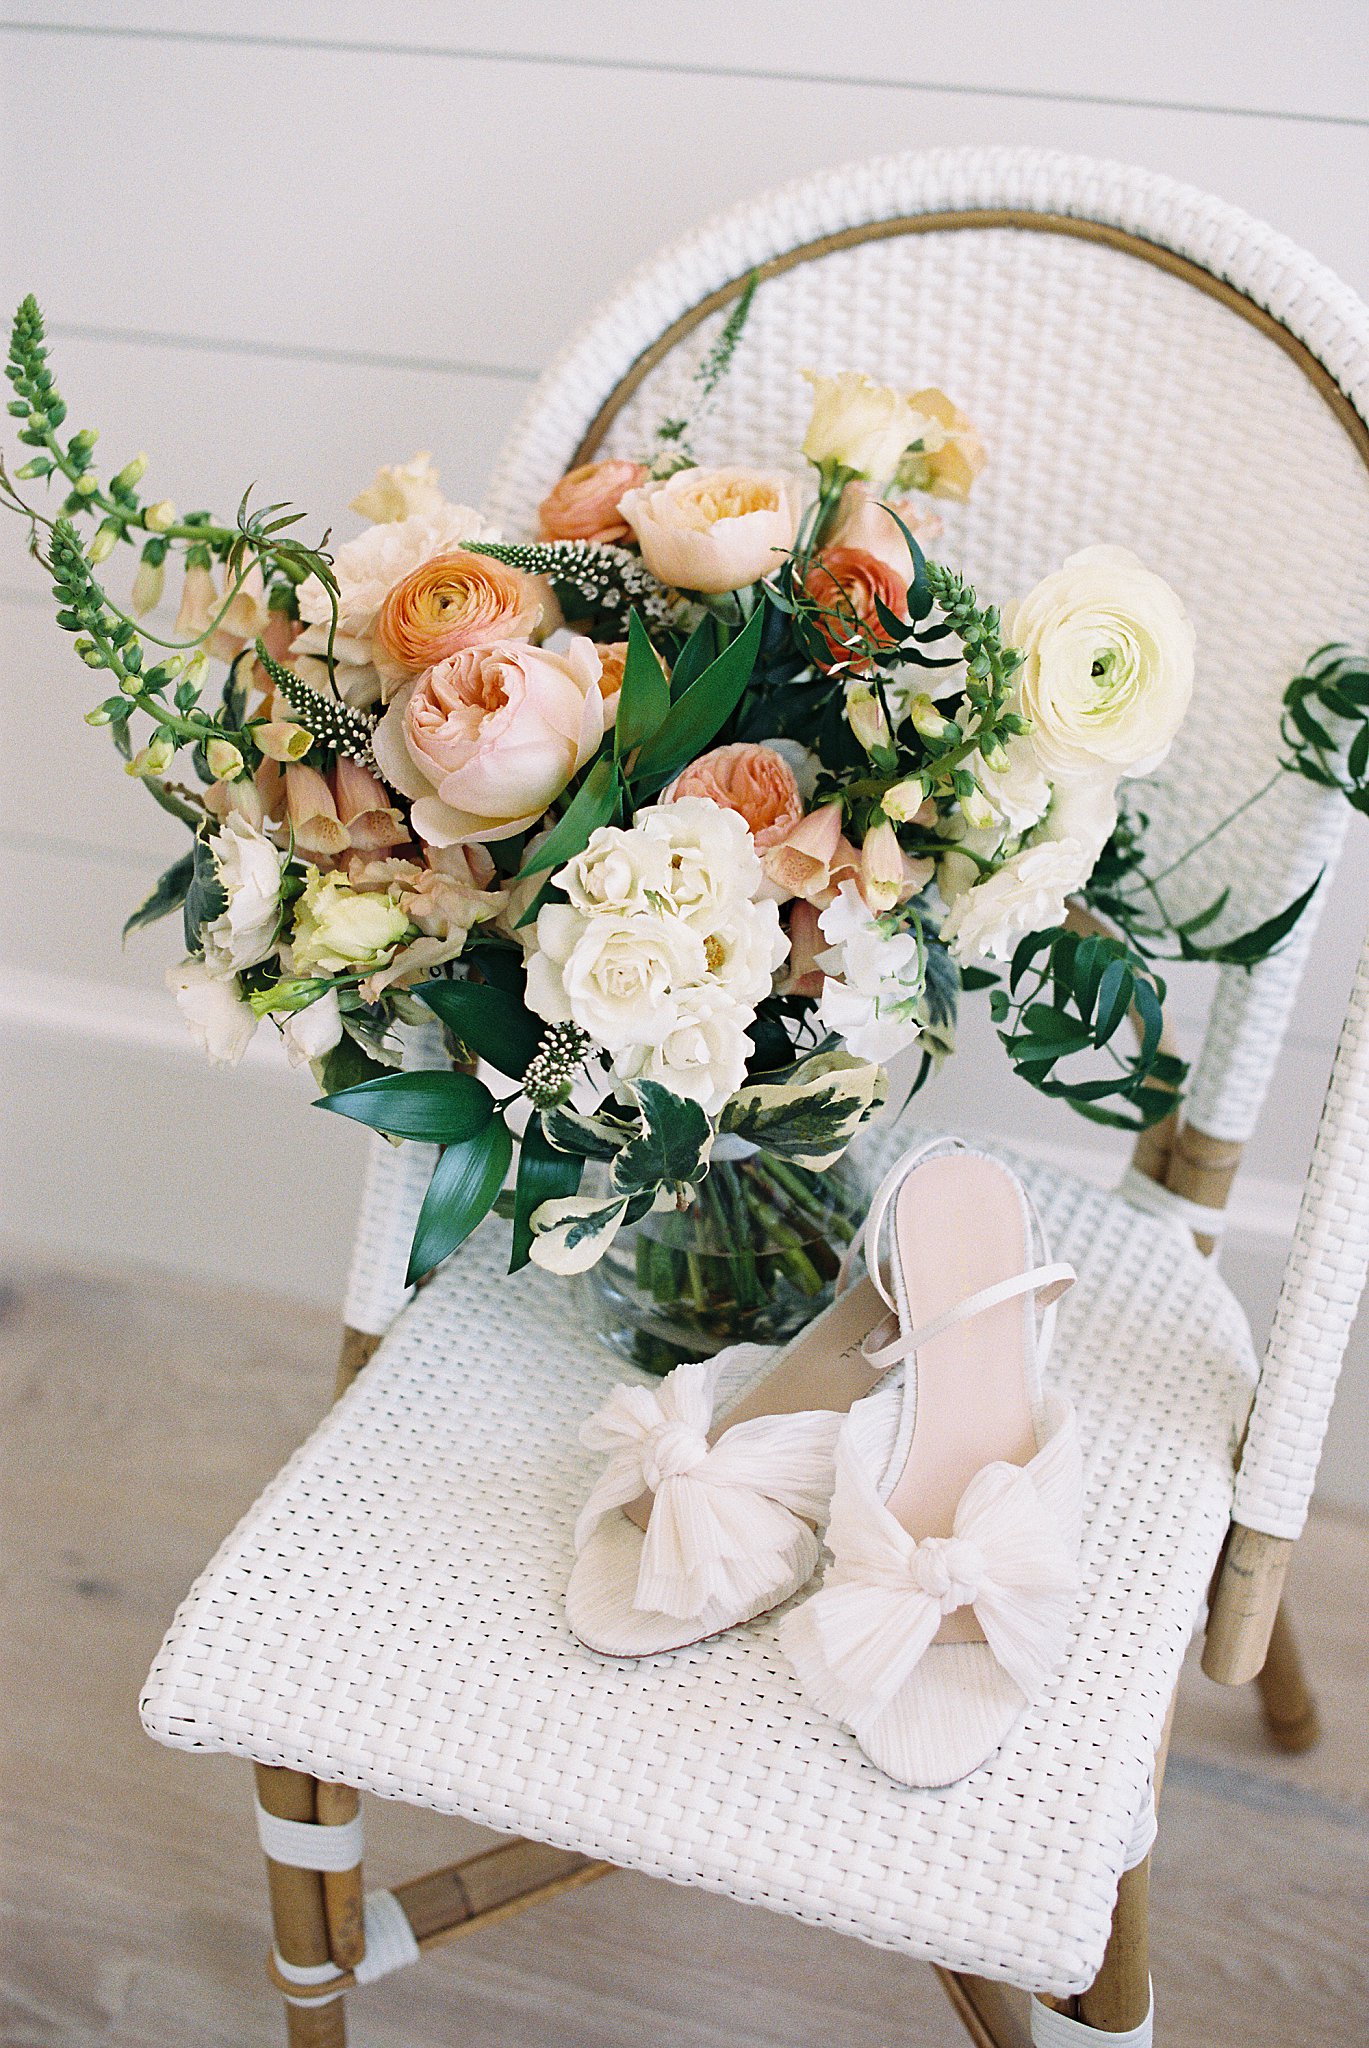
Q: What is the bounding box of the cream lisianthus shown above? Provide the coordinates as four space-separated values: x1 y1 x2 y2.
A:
800 371 924 484
1004 546 1195 781
167 960 258 1065
201 811 286 978
618 467 802 593
637 796 766 925
349 452 445 524
940 839 1093 964
290 870 412 976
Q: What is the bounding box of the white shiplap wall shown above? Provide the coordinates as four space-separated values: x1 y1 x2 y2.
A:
2 3 1368 1501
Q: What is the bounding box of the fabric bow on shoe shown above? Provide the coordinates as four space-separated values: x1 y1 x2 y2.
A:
786 1393 1083 1720
575 1354 843 1621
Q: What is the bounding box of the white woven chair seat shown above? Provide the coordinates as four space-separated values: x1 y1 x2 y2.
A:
141 1146 1255 1996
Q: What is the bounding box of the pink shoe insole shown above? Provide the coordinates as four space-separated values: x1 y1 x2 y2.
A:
884 1154 1039 1647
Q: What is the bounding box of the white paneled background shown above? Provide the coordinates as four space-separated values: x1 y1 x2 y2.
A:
2 4 1367 1502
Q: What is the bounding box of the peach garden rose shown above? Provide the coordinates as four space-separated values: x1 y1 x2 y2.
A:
538 459 648 544
372 634 611 844
802 544 910 672
618 465 802 593
665 742 804 850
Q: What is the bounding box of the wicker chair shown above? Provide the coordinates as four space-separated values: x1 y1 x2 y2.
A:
141 148 1369 2046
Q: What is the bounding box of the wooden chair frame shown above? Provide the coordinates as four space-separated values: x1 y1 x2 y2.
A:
235 185 1365 2043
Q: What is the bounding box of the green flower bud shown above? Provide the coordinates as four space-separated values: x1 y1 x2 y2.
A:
113 454 149 491
69 426 99 455
143 499 177 532
88 520 121 564
84 704 113 726
883 775 929 824
908 693 948 741
127 736 176 778
73 472 99 498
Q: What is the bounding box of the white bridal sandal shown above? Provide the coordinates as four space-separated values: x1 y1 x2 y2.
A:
779 1139 1084 1787
567 1269 901 1657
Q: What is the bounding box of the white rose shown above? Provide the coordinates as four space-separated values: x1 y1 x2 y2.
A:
815 881 924 1061
697 898 789 1008
281 988 344 1068
202 812 286 978
526 905 706 1053
612 987 753 1115
801 370 931 483
1004 545 1195 780
941 840 1093 964
639 796 763 924
559 822 673 915
167 959 258 1066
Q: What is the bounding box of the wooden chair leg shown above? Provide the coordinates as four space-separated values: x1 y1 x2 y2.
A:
1077 1854 1151 2034
255 1764 348 2048
1255 1595 1322 1752
316 1781 366 1967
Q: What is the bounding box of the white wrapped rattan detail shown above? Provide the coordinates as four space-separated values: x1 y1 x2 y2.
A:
1030 1989 1154 2047
342 1018 448 1337
1116 1168 1229 1241
353 1889 422 1984
273 1889 419 2001
1235 926 1369 1539
253 1795 363 1871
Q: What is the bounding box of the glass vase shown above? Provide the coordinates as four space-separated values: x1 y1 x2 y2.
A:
582 1142 869 1374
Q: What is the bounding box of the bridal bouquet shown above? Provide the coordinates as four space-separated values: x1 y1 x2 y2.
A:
3 289 1334 1349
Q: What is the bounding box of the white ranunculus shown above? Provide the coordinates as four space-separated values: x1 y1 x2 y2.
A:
801 371 938 484
1037 771 1120 866
281 988 344 1068
559 822 674 915
202 812 286 978
1004 545 1195 781
612 987 753 1116
941 839 1094 964
526 906 707 1053
638 797 763 925
168 959 258 1065
815 881 925 1061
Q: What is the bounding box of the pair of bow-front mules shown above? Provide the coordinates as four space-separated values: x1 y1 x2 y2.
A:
567 1139 1084 1789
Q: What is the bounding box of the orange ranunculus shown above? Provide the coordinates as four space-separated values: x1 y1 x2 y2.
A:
666 743 804 851
373 550 545 687
802 544 910 673
538 460 648 544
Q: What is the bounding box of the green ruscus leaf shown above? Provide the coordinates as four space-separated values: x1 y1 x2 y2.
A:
407 1117 513 1282
315 1068 495 1143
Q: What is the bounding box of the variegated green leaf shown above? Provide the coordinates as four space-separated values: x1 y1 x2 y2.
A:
720 1049 887 1169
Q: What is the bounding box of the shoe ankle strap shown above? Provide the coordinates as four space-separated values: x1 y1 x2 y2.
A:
860 1260 1076 1373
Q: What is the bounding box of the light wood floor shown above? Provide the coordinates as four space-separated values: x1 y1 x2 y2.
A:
1 1254 1366 2048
